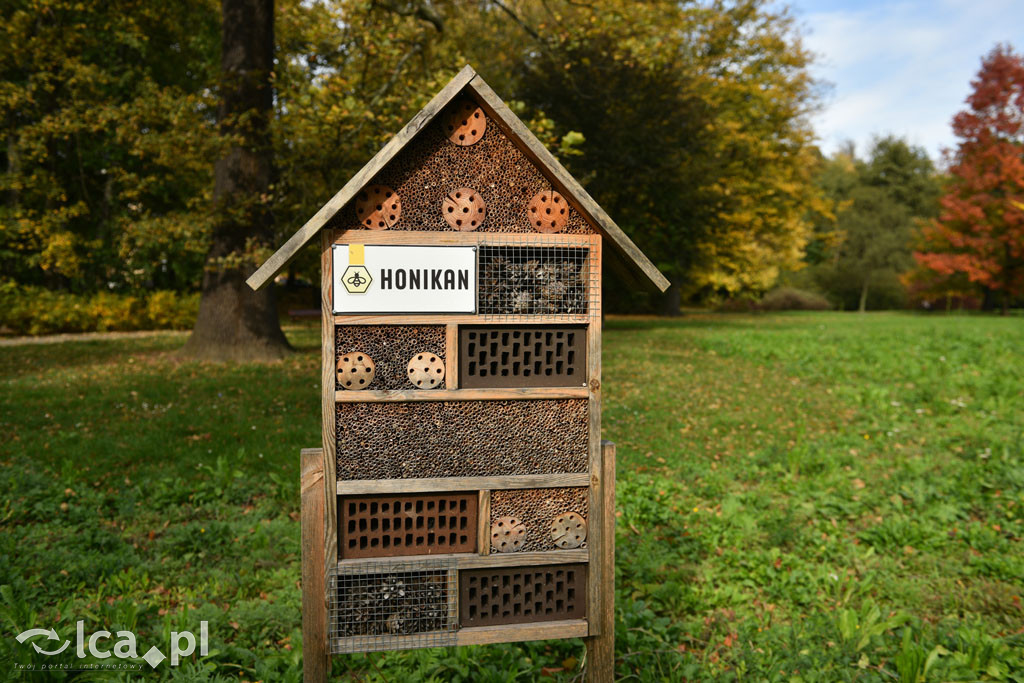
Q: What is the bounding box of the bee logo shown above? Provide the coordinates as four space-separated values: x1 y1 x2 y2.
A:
342 244 372 293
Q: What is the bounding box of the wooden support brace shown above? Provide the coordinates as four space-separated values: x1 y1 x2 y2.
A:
585 440 616 683
301 448 329 683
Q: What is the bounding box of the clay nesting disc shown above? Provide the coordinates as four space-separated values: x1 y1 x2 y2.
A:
550 512 587 549
446 100 485 146
491 517 526 553
337 352 375 390
407 352 445 389
527 190 569 233
442 188 486 231
354 185 400 230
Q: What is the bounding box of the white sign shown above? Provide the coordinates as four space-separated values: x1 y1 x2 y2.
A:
332 244 477 314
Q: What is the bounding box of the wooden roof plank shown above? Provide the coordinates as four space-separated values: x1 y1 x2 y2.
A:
246 64 478 291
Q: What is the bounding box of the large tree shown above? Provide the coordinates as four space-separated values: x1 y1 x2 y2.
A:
182 0 291 359
914 44 1024 314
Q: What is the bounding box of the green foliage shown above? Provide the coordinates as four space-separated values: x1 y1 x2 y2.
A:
1 0 220 291
801 137 942 310
0 282 198 334
2 315 1023 679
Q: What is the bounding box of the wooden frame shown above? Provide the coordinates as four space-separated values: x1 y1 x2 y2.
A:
317 234 610 678
260 67 673 683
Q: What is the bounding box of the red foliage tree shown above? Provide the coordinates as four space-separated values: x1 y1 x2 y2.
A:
914 44 1024 314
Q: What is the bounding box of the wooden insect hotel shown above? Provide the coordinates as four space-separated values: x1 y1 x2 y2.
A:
247 65 669 681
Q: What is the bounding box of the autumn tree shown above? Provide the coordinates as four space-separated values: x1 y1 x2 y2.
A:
182 0 291 359
914 44 1024 314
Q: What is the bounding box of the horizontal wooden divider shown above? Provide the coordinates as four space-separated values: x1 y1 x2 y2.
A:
333 314 593 326
333 230 595 246
335 387 588 403
336 473 589 495
455 619 589 646
336 549 588 572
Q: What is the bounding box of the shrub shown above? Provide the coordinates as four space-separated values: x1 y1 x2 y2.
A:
0 283 199 335
146 290 200 329
759 287 831 311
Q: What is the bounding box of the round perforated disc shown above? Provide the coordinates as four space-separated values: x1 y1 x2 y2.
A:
407 352 445 389
442 188 486 231
354 185 400 230
527 190 569 233
550 512 587 549
337 352 375 390
446 100 485 146
491 517 526 553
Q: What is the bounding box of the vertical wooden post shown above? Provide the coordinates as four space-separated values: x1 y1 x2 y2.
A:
301 448 329 683
320 229 338 572
585 440 616 683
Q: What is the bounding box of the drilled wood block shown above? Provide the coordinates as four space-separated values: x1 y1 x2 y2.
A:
337 351 376 391
442 187 486 231
407 351 445 389
354 185 400 230
527 190 569 233
446 99 486 146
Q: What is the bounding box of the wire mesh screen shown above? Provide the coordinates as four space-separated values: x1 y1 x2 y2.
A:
329 559 457 653
477 237 598 319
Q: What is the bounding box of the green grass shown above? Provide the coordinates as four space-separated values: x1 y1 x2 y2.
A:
1 313 1022 681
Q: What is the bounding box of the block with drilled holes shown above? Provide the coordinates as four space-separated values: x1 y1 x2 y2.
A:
459 564 587 627
338 493 478 559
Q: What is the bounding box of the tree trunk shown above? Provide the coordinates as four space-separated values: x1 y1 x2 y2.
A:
661 283 681 316
858 279 869 313
981 287 996 312
182 0 291 361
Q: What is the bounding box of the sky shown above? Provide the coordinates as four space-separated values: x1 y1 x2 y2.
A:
788 0 1024 163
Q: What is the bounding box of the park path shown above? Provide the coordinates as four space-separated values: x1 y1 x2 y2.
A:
0 329 188 347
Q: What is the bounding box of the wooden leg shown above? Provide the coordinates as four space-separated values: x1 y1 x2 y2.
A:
301 448 329 683
585 441 616 682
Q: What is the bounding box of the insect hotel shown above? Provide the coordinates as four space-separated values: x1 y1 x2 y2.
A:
247 65 669 681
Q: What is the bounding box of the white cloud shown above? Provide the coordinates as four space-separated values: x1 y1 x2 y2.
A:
793 0 1024 161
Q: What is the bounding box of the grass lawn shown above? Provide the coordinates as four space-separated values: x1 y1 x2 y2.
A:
1 312 1022 681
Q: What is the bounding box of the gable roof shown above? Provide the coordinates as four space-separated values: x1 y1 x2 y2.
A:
246 65 670 293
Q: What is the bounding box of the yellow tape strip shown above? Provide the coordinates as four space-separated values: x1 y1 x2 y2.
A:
348 243 365 266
